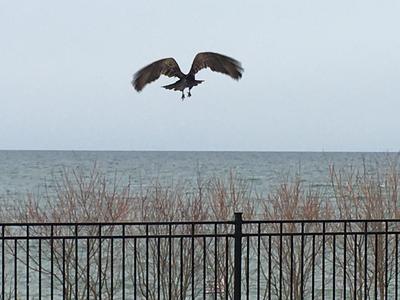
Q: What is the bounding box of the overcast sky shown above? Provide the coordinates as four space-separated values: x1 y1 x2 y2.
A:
0 0 399 151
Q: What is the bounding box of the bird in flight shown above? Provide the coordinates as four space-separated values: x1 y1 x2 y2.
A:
132 52 243 100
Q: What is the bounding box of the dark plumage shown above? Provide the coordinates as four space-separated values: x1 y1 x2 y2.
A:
132 52 243 100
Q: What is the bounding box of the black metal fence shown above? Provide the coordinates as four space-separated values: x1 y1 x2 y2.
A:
1 213 400 299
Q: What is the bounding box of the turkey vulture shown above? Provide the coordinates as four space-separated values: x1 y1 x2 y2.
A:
132 52 243 100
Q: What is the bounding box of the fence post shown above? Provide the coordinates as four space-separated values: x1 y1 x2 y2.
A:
234 212 243 300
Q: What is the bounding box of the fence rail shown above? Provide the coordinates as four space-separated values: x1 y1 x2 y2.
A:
1 214 400 299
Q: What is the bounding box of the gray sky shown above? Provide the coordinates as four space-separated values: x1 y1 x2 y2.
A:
1 0 399 151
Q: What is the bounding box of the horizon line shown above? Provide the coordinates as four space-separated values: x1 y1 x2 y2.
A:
0 149 399 154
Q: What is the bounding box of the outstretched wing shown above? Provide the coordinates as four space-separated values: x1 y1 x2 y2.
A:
132 58 184 92
189 52 243 80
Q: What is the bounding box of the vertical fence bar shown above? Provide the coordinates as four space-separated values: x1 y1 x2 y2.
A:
1 226 4 300
257 223 260 300
133 237 137 300
396 233 398 300
322 222 325 300
168 224 171 300
215 224 219 300
192 223 195 300
300 222 304 300
290 235 293 300
75 224 78 300
122 224 125 300
14 239 17 300
62 238 65 300
375 233 378 300
268 235 271 300
385 221 388 300
233 212 243 300
111 236 114 300
246 235 249 300
147 224 150 300
203 235 206 300
311 235 315 300
343 222 347 300
180 237 183 300
354 234 357 300
225 236 229 300
86 238 90 300
98 225 102 300
279 222 283 300
39 238 42 300
364 221 368 300
157 237 160 300
26 225 29 300
333 234 336 300
50 225 54 300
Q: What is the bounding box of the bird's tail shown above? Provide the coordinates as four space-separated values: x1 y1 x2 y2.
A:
192 80 204 86
162 81 183 91
163 80 204 91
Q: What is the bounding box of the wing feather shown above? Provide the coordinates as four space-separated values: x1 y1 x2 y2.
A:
189 52 243 80
132 58 184 91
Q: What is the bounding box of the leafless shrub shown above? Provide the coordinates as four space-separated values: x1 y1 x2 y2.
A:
126 180 208 299
204 171 255 299
0 166 257 299
329 157 400 299
2 166 132 299
259 177 332 299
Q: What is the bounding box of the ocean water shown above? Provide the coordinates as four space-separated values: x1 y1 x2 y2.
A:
0 150 396 202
